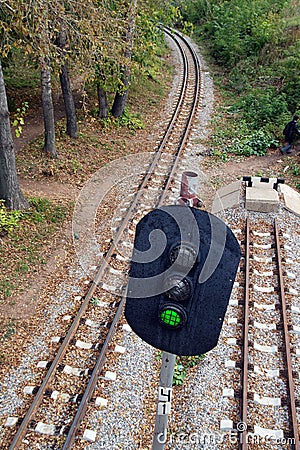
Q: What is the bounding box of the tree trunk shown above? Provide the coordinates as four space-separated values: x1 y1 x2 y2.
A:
60 63 78 137
58 27 78 138
111 0 137 118
0 60 29 210
97 84 108 118
41 60 57 158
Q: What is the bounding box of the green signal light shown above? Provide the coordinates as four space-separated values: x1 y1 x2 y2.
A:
159 304 187 329
161 309 181 326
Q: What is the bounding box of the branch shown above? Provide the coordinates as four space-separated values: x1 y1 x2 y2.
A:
0 1 16 12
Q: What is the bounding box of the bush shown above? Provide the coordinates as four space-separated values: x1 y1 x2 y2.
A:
231 87 288 129
0 200 23 233
226 130 278 156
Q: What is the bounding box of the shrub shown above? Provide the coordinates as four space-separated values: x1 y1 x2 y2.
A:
226 130 278 156
231 87 288 129
0 200 23 233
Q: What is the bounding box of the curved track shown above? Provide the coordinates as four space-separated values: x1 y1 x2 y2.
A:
5 28 203 450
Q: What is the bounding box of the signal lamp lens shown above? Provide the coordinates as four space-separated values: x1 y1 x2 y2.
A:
164 275 192 302
159 304 187 329
169 243 197 270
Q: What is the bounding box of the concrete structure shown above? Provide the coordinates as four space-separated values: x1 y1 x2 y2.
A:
245 187 279 213
211 176 300 217
211 180 241 214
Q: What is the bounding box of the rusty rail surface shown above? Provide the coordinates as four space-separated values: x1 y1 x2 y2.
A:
239 219 299 449
274 219 300 450
240 217 250 449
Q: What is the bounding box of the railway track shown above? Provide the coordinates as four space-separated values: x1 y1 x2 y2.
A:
220 217 300 449
3 28 204 449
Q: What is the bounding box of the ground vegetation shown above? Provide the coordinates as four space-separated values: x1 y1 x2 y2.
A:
177 0 300 162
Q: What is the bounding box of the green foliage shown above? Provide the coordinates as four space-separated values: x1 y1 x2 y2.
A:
173 355 205 386
291 163 300 177
181 0 299 155
0 200 23 233
12 101 29 137
226 130 278 156
115 108 145 130
28 197 67 223
230 88 288 129
2 320 16 339
101 108 145 131
0 197 67 235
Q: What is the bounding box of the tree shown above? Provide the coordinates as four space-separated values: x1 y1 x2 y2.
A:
111 0 137 117
0 60 29 209
57 24 78 137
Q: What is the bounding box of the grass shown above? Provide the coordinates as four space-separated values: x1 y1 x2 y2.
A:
0 198 68 303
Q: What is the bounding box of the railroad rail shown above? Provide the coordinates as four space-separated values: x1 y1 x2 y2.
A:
238 218 300 449
4 28 203 450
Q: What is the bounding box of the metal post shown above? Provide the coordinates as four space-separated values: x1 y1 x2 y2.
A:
152 352 176 449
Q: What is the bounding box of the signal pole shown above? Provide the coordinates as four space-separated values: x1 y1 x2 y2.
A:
153 172 199 449
152 352 176 449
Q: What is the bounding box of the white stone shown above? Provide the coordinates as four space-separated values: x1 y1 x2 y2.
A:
228 318 238 325
220 419 233 431
63 365 82 376
253 243 272 249
254 425 284 440
229 299 239 306
51 390 59 400
254 302 275 311
253 321 276 331
101 283 117 292
5 417 18 427
253 269 273 277
291 306 300 314
227 338 237 345
253 256 272 263
222 388 235 398
104 371 117 381
35 422 56 435
225 360 236 369
83 429 97 442
95 397 108 408
37 361 48 369
253 393 281 406
292 326 300 335
62 315 72 321
85 319 98 328
51 336 61 343
253 285 274 293
254 342 278 353
122 324 132 332
24 386 35 394
114 345 126 353
75 340 93 350
252 230 271 237
289 288 298 295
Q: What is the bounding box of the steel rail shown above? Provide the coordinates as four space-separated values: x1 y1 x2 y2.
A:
240 217 250 449
274 219 300 450
159 28 201 206
62 30 201 449
9 29 202 449
62 293 127 450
